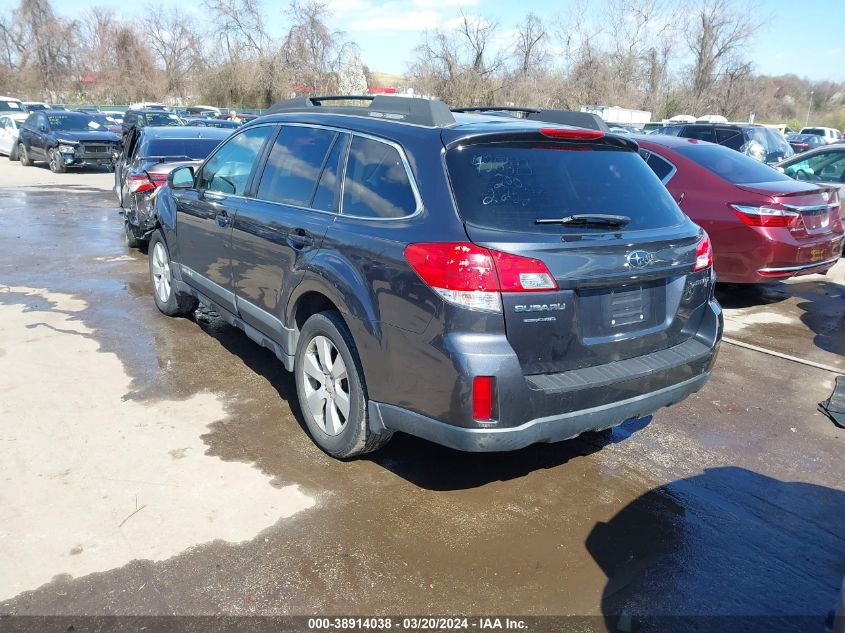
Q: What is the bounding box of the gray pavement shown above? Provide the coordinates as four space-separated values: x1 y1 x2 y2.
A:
0 159 843 631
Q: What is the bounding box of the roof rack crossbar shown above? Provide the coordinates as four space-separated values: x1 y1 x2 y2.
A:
265 95 456 128
451 106 541 116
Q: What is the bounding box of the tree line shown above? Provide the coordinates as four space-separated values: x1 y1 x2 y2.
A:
1 0 843 129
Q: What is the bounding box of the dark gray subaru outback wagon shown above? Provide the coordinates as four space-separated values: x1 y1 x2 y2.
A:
149 95 722 458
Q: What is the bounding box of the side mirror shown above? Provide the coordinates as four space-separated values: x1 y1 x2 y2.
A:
169 165 195 189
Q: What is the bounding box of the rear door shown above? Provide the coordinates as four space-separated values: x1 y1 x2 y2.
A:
445 137 709 375
230 125 346 341
175 124 275 313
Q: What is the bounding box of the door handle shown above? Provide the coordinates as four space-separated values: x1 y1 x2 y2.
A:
287 229 314 249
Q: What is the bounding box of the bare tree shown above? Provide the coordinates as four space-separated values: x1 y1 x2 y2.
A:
148 7 203 99
282 0 354 96
514 13 547 75
685 0 760 105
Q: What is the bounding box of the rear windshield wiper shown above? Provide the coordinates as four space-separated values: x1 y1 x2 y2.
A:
535 214 631 227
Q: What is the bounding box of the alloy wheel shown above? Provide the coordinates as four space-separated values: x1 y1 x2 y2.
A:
301 335 350 436
151 241 172 303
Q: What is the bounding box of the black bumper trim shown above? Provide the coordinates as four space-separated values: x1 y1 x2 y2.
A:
372 371 710 452
526 338 711 393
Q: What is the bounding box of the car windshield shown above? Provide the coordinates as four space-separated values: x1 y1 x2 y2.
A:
140 138 223 159
145 113 184 126
674 143 790 184
446 142 686 233
47 113 104 131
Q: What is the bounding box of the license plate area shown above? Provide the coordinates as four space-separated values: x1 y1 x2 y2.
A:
579 279 666 339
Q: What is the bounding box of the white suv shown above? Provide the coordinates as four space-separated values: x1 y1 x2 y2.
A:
800 126 843 144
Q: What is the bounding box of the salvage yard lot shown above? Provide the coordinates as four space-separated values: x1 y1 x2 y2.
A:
0 162 843 630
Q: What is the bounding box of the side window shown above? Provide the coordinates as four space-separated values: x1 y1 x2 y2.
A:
658 126 681 136
312 134 349 212
806 153 845 184
341 136 417 219
199 126 272 196
646 153 675 182
683 126 717 143
37 114 48 130
256 126 337 206
716 128 744 151
0 117 8 130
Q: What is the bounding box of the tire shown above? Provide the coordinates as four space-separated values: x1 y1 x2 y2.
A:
48 148 66 173
148 230 198 317
125 220 140 248
294 311 393 458
8 143 18 161
18 143 32 167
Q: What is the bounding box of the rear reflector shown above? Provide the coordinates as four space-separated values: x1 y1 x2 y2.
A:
539 127 605 140
404 242 558 312
693 232 713 272
473 376 495 421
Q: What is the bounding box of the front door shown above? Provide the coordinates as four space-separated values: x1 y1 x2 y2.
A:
175 124 276 313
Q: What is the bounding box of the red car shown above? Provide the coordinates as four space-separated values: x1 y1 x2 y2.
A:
635 135 843 283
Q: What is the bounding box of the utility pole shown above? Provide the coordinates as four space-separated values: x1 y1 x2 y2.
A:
805 90 815 127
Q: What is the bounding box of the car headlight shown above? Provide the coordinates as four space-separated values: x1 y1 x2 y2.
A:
58 144 76 154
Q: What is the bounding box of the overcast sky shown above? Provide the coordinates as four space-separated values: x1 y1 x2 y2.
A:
45 0 845 82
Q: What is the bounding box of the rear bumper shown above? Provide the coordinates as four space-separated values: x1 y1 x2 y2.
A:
365 297 721 452
715 227 843 283
371 371 711 452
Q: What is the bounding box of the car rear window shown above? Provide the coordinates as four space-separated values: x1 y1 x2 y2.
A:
0 100 23 112
140 138 222 160
674 143 790 184
802 128 824 136
446 143 685 233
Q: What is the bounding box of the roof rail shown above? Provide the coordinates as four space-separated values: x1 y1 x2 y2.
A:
453 105 610 132
265 95 456 128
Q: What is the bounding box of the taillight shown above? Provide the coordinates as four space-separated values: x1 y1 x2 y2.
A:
731 204 801 228
491 250 557 292
127 173 167 194
693 232 713 272
473 376 495 421
539 127 604 140
404 242 558 312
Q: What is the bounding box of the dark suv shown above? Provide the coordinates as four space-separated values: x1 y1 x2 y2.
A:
121 109 184 141
17 110 121 172
149 95 722 458
655 122 793 165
